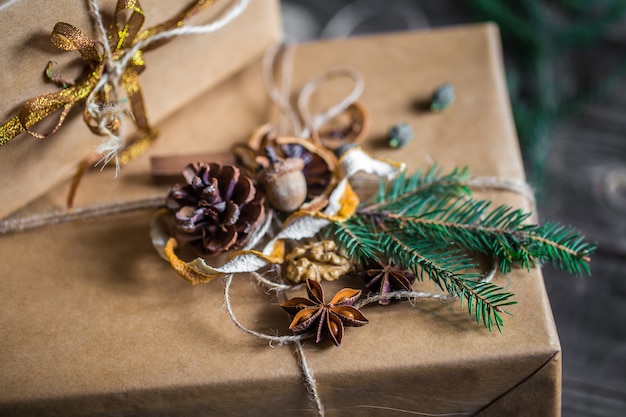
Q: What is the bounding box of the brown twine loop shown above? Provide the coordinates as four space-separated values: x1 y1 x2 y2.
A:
221 272 325 415
263 43 367 150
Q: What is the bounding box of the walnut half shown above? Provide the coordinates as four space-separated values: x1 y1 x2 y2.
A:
283 240 353 284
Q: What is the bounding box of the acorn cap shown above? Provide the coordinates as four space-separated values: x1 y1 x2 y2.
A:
257 156 305 184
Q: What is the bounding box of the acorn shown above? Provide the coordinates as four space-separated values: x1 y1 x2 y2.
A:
258 147 308 212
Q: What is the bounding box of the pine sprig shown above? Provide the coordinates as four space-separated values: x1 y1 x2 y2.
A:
365 165 471 214
521 222 594 275
379 223 480 282
379 223 516 331
328 217 517 332
461 280 517 331
361 183 595 276
325 166 595 331
330 218 380 264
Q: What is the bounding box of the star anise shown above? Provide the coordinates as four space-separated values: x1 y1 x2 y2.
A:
281 279 368 346
360 261 416 305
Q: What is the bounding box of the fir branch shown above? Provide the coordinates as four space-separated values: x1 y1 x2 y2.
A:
461 280 517 331
362 165 471 214
378 224 515 332
378 223 479 282
521 222 594 275
360 190 595 276
330 215 517 331
326 166 594 331
329 218 379 264
408 199 593 275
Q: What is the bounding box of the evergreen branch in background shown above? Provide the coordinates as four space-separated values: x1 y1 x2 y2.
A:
469 0 626 187
327 166 595 331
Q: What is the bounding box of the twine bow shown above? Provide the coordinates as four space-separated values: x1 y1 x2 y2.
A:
0 0 215 166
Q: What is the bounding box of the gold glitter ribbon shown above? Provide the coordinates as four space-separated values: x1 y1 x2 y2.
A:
0 0 214 164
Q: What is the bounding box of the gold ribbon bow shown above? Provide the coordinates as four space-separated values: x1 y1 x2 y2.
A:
0 0 214 165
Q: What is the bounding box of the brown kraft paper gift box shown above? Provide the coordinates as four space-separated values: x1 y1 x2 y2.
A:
0 24 562 416
0 0 281 220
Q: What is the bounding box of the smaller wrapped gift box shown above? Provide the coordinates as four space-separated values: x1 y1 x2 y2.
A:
0 0 281 220
0 25 561 416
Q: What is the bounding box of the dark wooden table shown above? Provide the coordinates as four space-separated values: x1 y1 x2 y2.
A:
281 1 626 415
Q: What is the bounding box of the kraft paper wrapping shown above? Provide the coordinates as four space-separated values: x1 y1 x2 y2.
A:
0 25 561 416
0 0 281 220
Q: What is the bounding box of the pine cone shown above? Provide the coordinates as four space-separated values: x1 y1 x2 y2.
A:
166 162 265 257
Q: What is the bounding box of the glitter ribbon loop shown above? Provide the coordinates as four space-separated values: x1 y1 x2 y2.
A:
50 22 103 62
10 76 99 141
1 22 103 142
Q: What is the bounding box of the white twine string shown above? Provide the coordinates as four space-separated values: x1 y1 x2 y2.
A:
262 43 302 135
223 273 306 346
464 176 536 209
223 272 322 415
87 0 116 75
275 283 325 416
118 0 251 71
251 271 302 292
85 0 250 173
293 339 325 416
0 178 534 236
221 268 324 414
86 0 133 174
357 291 455 307
354 260 498 309
279 46 297 136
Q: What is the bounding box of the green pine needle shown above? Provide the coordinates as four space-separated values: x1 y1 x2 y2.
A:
380 223 515 332
369 164 472 213
330 218 380 264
